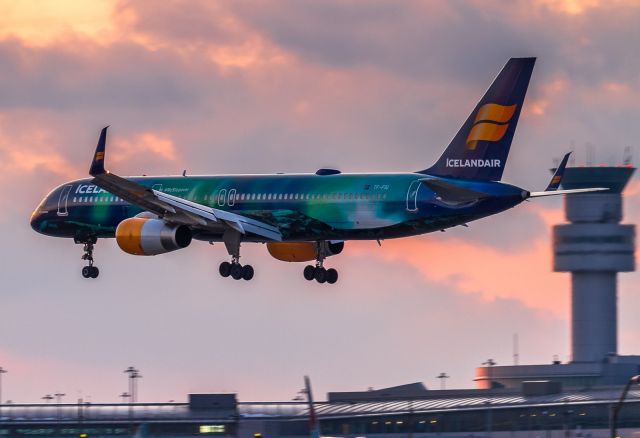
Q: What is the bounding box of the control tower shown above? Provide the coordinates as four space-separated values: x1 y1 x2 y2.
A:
553 166 636 363
475 165 638 390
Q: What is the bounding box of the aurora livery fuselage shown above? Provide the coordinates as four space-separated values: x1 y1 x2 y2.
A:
30 57 605 283
32 172 526 242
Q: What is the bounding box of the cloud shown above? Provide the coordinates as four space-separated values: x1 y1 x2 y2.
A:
1 0 639 403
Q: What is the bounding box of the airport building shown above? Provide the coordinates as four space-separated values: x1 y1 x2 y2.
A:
0 385 639 438
3 166 638 438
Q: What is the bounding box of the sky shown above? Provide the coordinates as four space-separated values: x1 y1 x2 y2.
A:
1 0 639 404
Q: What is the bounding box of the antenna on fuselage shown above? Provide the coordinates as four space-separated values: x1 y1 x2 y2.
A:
182 170 187 177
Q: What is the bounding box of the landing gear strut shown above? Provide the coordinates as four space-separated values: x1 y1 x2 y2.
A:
303 242 338 284
219 230 254 281
77 236 99 279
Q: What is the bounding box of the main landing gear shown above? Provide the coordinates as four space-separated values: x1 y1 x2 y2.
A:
303 242 338 284
218 230 254 281
76 236 99 279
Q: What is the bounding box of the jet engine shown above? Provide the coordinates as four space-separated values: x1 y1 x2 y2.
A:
115 218 192 256
267 241 344 262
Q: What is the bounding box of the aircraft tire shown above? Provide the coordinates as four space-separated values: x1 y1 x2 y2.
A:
241 265 254 281
82 266 92 278
231 263 243 280
326 268 338 284
314 267 327 284
219 261 231 277
90 266 99 278
303 265 315 281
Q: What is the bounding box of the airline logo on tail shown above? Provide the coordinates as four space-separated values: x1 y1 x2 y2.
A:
466 103 517 150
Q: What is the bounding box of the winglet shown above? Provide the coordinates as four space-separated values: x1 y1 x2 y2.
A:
89 126 109 176
545 151 571 191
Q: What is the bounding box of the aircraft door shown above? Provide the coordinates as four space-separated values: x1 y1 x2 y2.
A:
406 180 421 212
57 184 73 216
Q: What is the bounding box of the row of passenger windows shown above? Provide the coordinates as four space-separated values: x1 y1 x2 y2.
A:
204 191 388 206
71 192 388 206
73 196 125 204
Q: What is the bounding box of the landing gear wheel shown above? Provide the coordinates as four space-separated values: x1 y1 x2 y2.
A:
230 263 243 280
326 268 338 284
314 267 327 283
78 237 98 279
241 265 254 281
303 265 316 281
219 261 231 277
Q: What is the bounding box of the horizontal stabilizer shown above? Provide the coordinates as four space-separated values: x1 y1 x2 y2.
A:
528 187 608 198
545 151 571 191
419 178 488 203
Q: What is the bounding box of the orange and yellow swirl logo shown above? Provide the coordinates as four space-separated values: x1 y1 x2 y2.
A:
466 103 517 150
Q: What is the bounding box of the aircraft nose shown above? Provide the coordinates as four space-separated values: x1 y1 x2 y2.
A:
30 208 46 233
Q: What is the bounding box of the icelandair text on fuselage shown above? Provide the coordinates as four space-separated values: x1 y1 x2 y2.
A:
446 159 501 168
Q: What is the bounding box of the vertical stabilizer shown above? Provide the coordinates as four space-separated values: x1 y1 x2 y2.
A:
420 57 535 181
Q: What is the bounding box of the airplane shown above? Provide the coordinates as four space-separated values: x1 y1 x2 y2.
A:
30 57 605 284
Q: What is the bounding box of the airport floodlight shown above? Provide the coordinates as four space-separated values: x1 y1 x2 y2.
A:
436 373 450 390
123 367 142 403
0 367 7 405
41 394 54 403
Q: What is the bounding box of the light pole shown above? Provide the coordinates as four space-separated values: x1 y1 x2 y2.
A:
610 375 640 438
54 393 65 420
124 367 142 403
119 392 130 404
436 373 450 390
0 367 7 424
482 359 496 438
42 394 54 403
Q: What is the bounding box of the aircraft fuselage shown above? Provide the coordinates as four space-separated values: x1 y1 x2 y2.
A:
31 172 526 242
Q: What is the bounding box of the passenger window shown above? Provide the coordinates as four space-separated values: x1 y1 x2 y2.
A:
228 189 236 206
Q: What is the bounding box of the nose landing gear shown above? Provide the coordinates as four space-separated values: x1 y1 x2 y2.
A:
77 236 99 279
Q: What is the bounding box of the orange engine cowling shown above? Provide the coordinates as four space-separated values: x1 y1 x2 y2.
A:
115 218 192 256
267 241 344 262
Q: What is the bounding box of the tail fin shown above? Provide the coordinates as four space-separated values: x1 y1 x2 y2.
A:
420 57 536 181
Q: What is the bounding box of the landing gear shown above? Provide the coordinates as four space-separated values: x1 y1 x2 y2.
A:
77 236 99 279
219 259 254 281
303 243 339 284
304 265 338 284
81 265 99 279
219 231 254 281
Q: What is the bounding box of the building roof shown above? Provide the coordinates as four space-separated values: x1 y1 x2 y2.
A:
1 387 639 423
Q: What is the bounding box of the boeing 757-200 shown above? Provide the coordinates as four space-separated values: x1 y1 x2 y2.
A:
30 57 604 284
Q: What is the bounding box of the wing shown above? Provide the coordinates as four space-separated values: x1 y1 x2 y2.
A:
88 127 282 242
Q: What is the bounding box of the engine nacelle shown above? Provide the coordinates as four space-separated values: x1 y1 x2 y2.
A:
267 241 344 262
115 218 192 256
